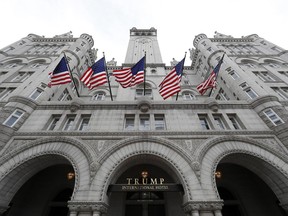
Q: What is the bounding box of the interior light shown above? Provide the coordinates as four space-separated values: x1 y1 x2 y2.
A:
67 172 75 180
215 171 222 179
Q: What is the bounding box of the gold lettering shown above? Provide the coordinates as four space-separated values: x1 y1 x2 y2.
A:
160 178 164 184
134 178 139 185
142 178 148 185
127 178 132 185
150 178 157 184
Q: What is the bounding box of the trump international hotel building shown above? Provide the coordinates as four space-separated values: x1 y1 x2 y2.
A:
0 28 288 216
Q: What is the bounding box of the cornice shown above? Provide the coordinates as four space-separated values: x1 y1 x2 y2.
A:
35 100 252 110
211 38 254 43
32 38 77 43
8 95 39 109
13 130 275 138
250 95 280 109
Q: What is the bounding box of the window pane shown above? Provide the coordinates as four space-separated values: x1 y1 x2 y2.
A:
79 117 90 131
214 116 225 129
48 117 60 130
199 116 210 130
4 110 24 127
139 115 150 130
64 117 75 131
154 114 165 130
125 115 135 130
4 116 18 127
30 89 42 100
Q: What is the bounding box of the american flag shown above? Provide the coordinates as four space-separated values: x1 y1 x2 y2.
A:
80 57 107 89
159 57 185 100
112 56 145 88
48 57 71 86
196 55 224 95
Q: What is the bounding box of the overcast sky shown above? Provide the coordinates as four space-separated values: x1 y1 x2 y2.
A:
1 0 288 66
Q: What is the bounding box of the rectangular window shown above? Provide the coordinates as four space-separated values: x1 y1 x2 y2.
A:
227 114 243 130
47 115 61 131
29 88 43 100
58 89 72 101
63 115 76 131
229 71 239 80
263 109 284 126
245 88 258 99
10 72 33 82
271 87 288 100
78 115 91 131
3 109 24 127
139 114 150 130
124 114 135 130
240 82 248 89
136 89 152 97
0 88 15 101
213 115 225 130
154 114 165 130
198 115 210 130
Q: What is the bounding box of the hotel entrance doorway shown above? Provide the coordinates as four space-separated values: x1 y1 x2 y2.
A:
107 164 185 216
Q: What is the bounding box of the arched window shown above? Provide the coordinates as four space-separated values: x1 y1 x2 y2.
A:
92 91 106 101
182 91 195 100
135 83 152 98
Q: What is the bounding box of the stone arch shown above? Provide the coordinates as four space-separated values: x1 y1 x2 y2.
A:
198 136 288 204
0 137 93 208
92 137 203 204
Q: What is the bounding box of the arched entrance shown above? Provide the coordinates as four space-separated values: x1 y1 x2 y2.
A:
215 154 288 216
106 156 185 216
3 164 75 216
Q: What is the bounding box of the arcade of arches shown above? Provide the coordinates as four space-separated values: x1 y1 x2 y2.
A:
0 139 288 216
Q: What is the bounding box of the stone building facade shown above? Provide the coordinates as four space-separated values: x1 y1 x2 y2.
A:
0 28 288 216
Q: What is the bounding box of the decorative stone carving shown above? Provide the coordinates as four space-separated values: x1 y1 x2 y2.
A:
68 201 108 214
205 98 219 112
191 161 201 180
183 200 223 213
70 101 81 112
90 161 101 183
137 97 151 113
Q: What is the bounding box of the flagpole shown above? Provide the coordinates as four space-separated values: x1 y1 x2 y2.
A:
176 52 187 101
143 52 147 96
103 52 113 101
63 52 80 97
208 53 225 97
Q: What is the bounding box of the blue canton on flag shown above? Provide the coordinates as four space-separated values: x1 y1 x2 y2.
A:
159 57 185 100
80 57 108 89
112 56 145 88
48 57 71 87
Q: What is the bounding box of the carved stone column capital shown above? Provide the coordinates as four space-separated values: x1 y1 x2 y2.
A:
183 200 223 213
68 201 108 214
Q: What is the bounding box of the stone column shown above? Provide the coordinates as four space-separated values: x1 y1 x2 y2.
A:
191 210 200 216
214 209 222 216
92 210 101 216
69 211 78 216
